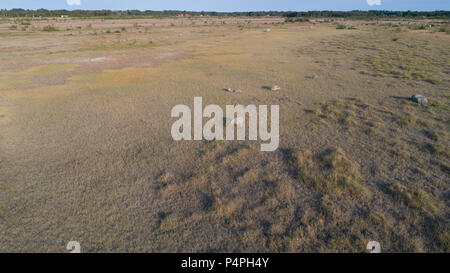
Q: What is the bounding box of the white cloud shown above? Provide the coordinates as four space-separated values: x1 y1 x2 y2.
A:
66 0 81 6
366 0 381 6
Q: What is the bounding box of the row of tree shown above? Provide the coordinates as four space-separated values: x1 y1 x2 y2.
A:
1 9 449 19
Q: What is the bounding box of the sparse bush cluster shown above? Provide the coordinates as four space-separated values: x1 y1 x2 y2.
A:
408 24 429 30
41 25 58 31
284 17 309 23
438 26 450 34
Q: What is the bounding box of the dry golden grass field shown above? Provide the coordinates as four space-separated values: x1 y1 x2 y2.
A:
0 17 449 252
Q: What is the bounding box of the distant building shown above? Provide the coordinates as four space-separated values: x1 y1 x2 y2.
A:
61 15 69 18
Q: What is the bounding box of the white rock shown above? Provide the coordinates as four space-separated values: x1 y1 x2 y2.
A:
270 85 280 91
411 94 428 105
90 57 108 62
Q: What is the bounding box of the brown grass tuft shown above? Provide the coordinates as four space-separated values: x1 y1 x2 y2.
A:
290 148 369 199
388 183 437 213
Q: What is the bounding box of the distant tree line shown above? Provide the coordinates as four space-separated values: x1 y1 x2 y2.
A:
0 9 449 19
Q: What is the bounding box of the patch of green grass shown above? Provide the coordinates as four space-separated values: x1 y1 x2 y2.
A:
336 24 347 30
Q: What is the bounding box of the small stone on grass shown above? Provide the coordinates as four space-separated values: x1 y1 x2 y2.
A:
411 94 428 105
269 85 280 91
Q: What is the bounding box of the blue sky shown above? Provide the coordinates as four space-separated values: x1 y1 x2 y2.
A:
1 0 449 11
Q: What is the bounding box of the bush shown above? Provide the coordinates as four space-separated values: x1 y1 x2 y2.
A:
285 18 309 23
42 25 58 32
408 24 427 30
336 24 347 30
438 26 449 33
8 25 17 30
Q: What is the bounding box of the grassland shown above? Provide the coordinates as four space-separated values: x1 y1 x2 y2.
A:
0 17 449 253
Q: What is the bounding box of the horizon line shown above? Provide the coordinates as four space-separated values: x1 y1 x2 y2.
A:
1 8 449 12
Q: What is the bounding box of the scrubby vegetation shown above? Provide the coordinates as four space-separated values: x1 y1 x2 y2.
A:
41 25 58 31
